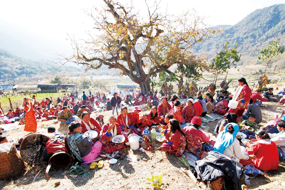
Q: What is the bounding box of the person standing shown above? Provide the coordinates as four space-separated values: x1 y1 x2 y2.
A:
23 97 37 132
111 92 121 115
82 91 87 105
228 77 252 117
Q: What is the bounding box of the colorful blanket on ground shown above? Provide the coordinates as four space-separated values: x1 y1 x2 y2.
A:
201 113 223 123
244 164 264 176
178 152 200 167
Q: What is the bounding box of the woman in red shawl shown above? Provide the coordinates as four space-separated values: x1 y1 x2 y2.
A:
228 78 252 117
157 97 171 122
80 111 101 134
101 116 125 153
23 97 37 132
182 98 197 123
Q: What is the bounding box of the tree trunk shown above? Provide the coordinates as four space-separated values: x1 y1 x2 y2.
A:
139 81 151 95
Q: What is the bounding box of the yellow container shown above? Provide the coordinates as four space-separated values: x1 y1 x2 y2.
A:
90 162 97 169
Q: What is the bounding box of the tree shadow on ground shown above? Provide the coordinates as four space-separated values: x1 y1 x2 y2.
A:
109 159 135 178
2 163 97 188
166 152 186 168
248 164 285 189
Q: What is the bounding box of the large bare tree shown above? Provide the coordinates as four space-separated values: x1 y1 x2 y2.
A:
68 0 218 94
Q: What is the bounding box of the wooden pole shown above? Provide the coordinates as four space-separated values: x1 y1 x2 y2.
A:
8 97 13 110
0 102 4 115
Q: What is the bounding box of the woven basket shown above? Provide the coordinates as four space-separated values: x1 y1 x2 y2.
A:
0 143 26 180
20 134 50 166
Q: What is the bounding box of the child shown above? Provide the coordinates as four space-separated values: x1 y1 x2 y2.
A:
137 114 151 132
160 113 174 130
240 114 258 139
148 106 161 125
129 106 141 128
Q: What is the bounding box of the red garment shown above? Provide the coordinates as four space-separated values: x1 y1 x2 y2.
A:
148 112 161 124
157 103 171 117
214 100 228 115
129 112 140 126
169 107 183 124
161 130 186 157
117 113 132 128
36 110 43 119
182 106 197 123
24 102 37 132
251 92 268 103
228 85 252 117
182 126 210 156
137 118 152 129
6 112 15 119
246 140 279 171
182 126 210 143
70 109 75 114
194 102 203 116
81 118 102 134
101 122 124 153
101 122 122 142
41 101 46 107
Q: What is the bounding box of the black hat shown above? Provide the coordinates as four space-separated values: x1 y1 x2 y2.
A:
80 105 86 109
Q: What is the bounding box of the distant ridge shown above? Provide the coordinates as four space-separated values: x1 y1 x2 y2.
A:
193 4 285 64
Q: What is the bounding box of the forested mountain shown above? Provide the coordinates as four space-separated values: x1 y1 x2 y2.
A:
0 49 81 80
192 4 285 64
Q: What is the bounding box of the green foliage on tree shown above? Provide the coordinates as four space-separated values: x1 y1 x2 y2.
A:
258 40 284 73
68 0 219 94
209 41 241 85
50 76 62 85
259 40 285 62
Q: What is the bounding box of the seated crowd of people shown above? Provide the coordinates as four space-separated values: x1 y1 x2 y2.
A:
1 79 285 182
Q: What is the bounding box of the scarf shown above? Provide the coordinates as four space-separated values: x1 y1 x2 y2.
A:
68 132 84 162
110 124 117 136
82 120 95 131
214 123 239 154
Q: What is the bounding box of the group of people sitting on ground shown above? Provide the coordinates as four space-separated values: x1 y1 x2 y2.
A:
1 77 285 180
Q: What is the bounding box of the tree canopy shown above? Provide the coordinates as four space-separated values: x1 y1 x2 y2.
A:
68 0 219 94
209 41 240 86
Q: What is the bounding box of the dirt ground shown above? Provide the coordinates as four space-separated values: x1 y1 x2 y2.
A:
1 102 285 190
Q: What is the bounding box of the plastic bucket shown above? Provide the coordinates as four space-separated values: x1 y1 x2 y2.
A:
228 100 238 109
128 135 140 150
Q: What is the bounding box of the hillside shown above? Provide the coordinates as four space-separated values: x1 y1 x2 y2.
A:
0 48 120 82
193 4 285 64
0 49 81 81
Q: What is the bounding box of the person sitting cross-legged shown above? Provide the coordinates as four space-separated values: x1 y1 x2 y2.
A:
68 122 102 164
58 106 77 125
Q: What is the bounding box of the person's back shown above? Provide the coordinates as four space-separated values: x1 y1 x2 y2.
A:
246 140 279 170
193 101 202 116
245 104 262 124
